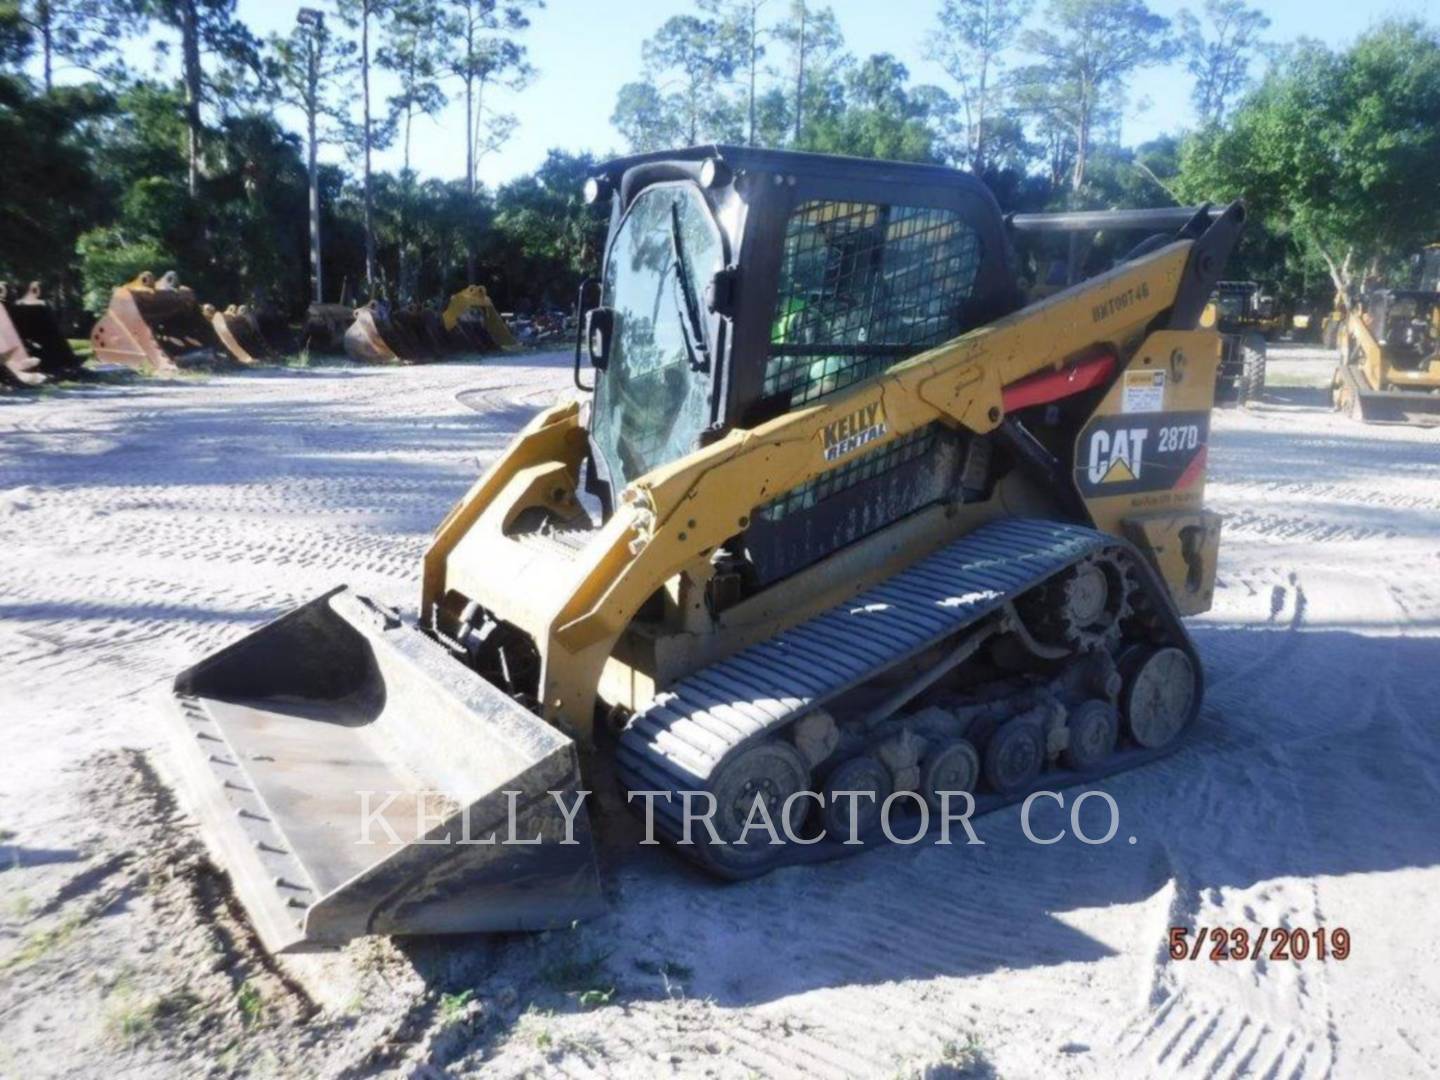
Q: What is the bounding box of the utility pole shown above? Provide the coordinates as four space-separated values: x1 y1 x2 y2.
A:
299 8 325 305
361 0 376 294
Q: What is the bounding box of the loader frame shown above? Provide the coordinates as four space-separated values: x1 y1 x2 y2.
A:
424 195 1242 740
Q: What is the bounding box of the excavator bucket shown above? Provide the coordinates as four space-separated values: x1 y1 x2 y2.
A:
166 587 603 954
392 305 445 359
208 304 277 365
303 302 355 354
343 301 438 364
419 307 461 354
4 282 81 377
0 303 45 387
442 285 518 351
89 271 229 373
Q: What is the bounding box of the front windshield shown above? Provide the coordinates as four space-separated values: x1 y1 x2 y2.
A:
1217 295 1245 320
591 183 723 489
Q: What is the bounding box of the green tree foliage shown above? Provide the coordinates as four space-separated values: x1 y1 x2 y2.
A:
808 54 941 162
1012 0 1176 191
136 0 262 195
0 4 35 66
5 0 1440 341
1178 21 1440 295
1175 0 1270 126
380 0 446 170
440 0 536 282
483 149 607 308
378 0 446 298
613 13 739 150
334 0 395 291
0 73 114 303
771 1 846 148
15 0 132 91
267 8 356 303
702 0 770 147
443 0 537 197
76 93 312 311
927 0 1032 171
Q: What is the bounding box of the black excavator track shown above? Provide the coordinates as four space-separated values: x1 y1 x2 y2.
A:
615 518 1204 878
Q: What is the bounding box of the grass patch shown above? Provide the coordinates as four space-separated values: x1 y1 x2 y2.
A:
940 1033 985 1065
104 979 200 1044
235 981 264 1026
539 941 613 994
438 988 474 1024
2 913 85 971
576 987 614 1009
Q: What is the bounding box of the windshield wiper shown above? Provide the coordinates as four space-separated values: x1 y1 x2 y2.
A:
669 201 710 372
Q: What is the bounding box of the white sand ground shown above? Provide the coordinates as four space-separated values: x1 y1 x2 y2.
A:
1 345 1438 1079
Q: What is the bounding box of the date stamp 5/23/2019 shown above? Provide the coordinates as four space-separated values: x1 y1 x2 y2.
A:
1168 926 1352 962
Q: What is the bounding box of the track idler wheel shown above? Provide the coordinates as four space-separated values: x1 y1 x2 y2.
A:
821 754 891 839
983 718 1045 794
919 738 980 811
705 741 811 869
1120 646 1198 749
1061 700 1119 770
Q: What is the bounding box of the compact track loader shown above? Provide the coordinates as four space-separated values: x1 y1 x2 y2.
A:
165 147 1243 954
1199 281 1271 403
1333 287 1440 424
90 271 230 373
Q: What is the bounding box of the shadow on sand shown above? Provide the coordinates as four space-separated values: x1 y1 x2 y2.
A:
368 620 1440 1040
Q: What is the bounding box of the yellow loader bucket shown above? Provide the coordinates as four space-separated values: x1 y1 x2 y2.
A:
166 588 602 954
90 271 229 373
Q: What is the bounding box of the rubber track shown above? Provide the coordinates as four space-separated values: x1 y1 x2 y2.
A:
614 518 1199 869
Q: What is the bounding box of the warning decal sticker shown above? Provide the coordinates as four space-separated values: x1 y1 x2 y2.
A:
1122 368 1166 413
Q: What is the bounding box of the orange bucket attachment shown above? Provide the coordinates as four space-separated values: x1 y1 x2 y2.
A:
89 271 229 373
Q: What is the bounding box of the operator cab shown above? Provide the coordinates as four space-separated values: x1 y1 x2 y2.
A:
574 146 1022 587
577 146 1022 504
1363 289 1440 366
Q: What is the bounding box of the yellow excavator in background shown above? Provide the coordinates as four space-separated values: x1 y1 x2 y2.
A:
162 147 1244 954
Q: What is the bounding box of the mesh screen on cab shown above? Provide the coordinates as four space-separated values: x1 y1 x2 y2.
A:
765 201 983 406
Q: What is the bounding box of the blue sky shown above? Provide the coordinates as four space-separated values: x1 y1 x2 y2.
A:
52 0 1439 188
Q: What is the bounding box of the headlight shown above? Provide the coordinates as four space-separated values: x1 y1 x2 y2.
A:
700 157 731 189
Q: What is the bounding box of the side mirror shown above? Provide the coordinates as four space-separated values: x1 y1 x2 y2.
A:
586 307 615 371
